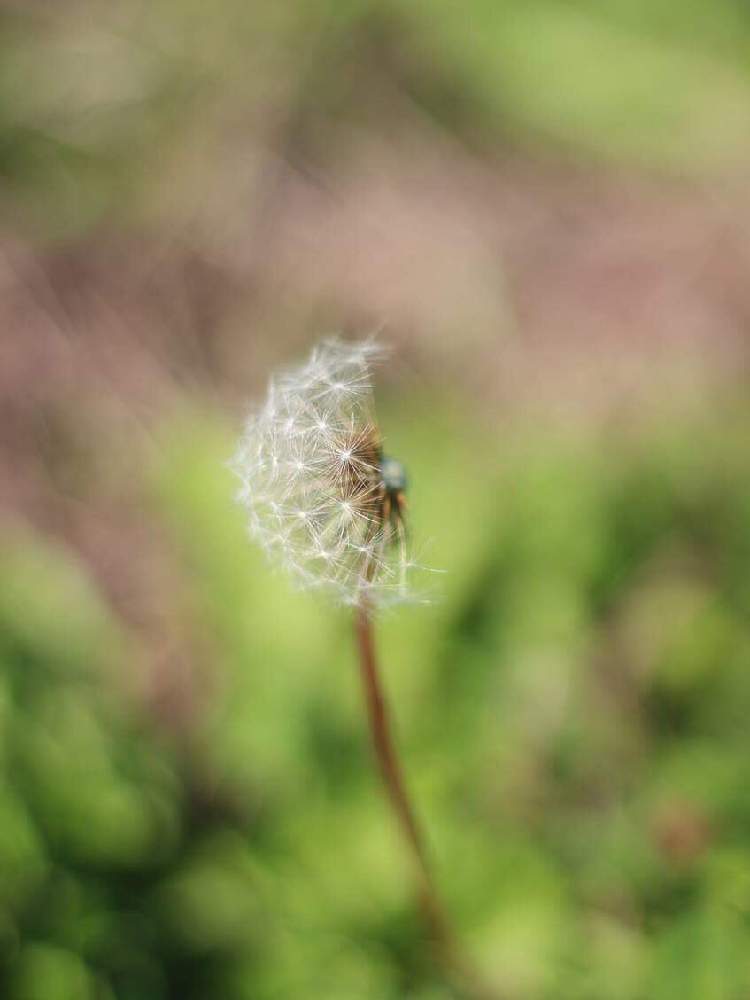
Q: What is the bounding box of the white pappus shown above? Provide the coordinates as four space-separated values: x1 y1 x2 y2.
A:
230 337 422 608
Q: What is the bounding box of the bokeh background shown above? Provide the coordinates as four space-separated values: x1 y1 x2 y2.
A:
3 2 750 997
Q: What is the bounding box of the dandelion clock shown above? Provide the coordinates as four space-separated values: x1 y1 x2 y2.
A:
231 338 496 999
231 338 414 608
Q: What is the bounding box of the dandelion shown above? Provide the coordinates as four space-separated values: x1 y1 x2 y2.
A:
231 337 414 608
231 337 496 999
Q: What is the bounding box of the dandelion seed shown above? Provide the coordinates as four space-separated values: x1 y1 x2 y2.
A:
230 337 418 607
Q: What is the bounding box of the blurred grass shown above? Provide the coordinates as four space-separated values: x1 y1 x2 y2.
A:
3 398 750 998
412 0 750 167
3 0 750 237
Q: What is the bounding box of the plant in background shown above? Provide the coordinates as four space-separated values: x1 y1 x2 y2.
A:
232 338 496 998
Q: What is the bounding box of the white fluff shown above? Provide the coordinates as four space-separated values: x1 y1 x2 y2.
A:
230 338 416 607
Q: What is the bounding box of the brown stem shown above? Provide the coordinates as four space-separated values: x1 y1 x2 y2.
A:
354 603 500 999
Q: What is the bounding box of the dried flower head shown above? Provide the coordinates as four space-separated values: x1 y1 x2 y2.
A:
231 337 419 607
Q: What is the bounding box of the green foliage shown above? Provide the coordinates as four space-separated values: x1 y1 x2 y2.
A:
3 0 750 239
409 0 750 168
3 401 750 997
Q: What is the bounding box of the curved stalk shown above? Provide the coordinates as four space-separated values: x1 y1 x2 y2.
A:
354 603 500 1000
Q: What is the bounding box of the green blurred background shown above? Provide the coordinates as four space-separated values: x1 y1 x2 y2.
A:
3 1 750 997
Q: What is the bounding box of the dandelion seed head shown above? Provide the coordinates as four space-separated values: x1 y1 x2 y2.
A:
230 337 418 607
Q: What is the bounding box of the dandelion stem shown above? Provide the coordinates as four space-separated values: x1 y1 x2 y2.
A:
354 603 499 999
